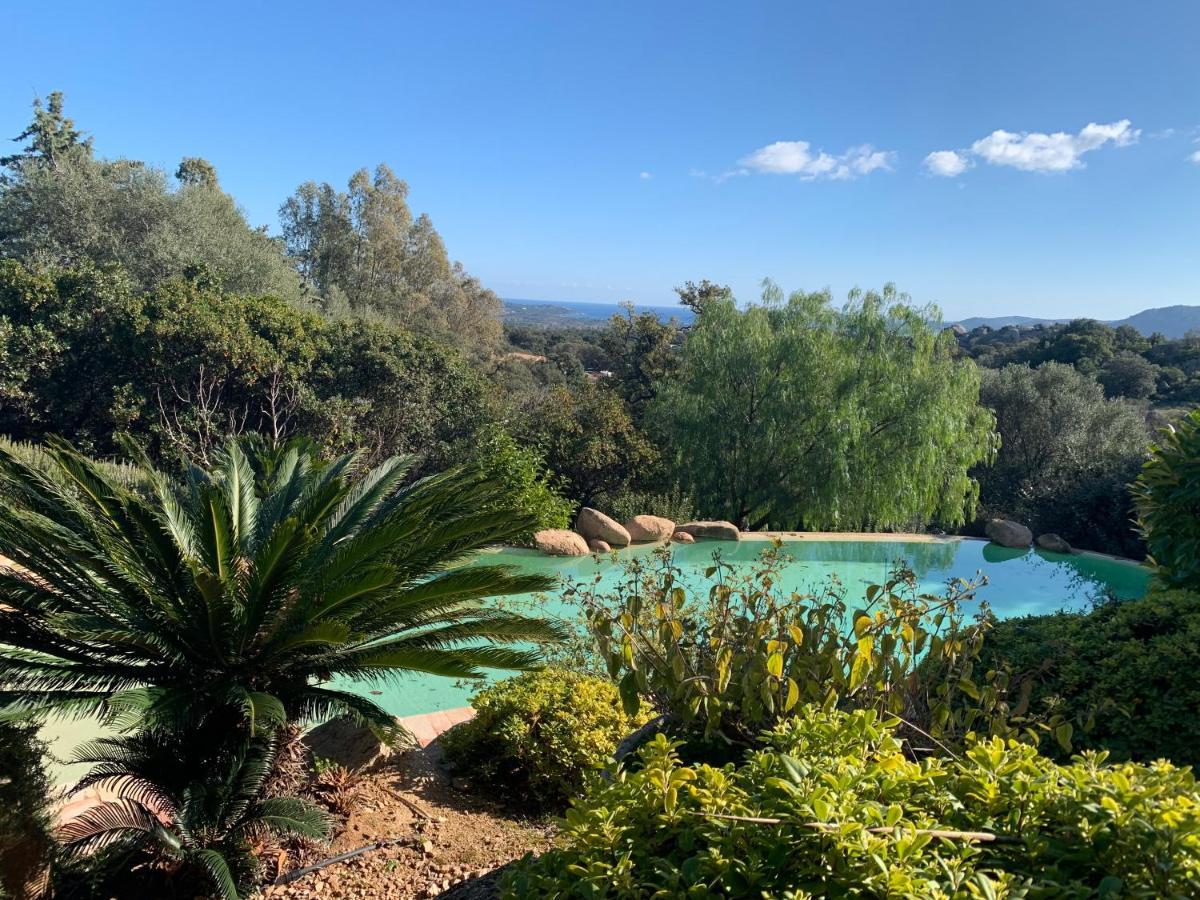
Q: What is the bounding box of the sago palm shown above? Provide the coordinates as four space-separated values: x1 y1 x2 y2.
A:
58 728 329 899
0 438 562 738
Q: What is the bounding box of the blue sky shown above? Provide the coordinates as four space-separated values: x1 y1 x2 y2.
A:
3 1 1198 320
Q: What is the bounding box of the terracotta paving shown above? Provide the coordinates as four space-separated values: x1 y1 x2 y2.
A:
401 706 475 748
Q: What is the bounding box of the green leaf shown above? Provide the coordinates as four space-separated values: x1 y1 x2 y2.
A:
1054 721 1074 752
619 671 641 717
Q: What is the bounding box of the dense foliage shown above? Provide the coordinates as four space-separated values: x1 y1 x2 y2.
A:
504 707 1200 899
0 438 561 740
654 283 996 530
572 545 1068 760
518 381 657 507
981 588 1200 767
441 669 650 811
1133 408 1200 589
279 165 501 352
0 94 303 302
956 318 1200 406
975 363 1149 556
0 723 55 900
467 425 576 542
0 259 491 471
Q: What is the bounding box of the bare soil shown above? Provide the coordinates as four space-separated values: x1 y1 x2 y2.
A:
260 744 553 900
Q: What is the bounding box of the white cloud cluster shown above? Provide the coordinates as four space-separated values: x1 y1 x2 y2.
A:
925 120 1140 176
737 140 895 181
923 149 971 177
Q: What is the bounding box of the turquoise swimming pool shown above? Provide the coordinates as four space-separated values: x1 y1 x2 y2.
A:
337 537 1150 718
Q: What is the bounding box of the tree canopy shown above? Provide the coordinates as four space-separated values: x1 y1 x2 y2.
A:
0 97 302 301
975 362 1149 555
653 283 996 530
279 165 501 353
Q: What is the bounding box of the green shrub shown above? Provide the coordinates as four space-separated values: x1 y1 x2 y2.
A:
0 722 55 900
572 544 1067 759
980 589 1200 767
503 706 1200 899
441 669 651 811
597 485 695 528
1133 407 1200 589
468 424 576 543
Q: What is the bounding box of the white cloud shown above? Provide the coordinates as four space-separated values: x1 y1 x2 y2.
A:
923 150 971 177
969 120 1139 172
737 140 895 181
1189 150 1200 165
639 171 652 180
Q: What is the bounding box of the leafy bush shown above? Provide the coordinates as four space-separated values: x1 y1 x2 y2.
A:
441 669 651 811
0 722 55 900
468 424 575 543
1133 407 1200 589
980 589 1200 767
975 363 1149 558
503 706 1200 899
572 544 1066 758
596 485 695 529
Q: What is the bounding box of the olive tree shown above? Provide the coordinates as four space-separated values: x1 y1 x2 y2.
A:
977 363 1149 556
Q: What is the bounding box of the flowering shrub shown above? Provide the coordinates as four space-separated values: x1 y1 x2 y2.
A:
503 706 1200 898
441 669 651 811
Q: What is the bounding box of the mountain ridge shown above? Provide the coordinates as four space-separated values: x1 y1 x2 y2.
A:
946 305 1200 339
502 298 1200 339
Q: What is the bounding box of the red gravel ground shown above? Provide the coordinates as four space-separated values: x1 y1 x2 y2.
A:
260 743 553 900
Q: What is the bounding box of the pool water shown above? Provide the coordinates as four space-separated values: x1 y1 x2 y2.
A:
337 537 1150 718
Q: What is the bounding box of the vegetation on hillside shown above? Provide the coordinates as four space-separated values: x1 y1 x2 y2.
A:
1 92 1198 898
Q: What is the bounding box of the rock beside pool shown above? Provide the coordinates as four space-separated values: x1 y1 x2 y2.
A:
587 538 612 553
1036 533 1073 554
985 518 1033 549
304 716 396 772
678 520 741 541
576 507 631 547
534 528 590 556
625 514 675 543
671 530 695 543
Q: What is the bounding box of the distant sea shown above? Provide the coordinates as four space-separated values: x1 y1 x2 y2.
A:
501 297 695 326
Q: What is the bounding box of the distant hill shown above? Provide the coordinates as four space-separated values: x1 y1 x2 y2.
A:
949 315 1074 331
947 305 1200 339
502 298 695 327
504 297 1199 339
1117 306 1200 339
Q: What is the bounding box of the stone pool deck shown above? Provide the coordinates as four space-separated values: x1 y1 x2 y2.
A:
401 705 475 747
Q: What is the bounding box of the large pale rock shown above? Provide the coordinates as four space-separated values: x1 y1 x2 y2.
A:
303 717 396 772
576 508 631 547
624 515 675 543
1036 533 1073 554
587 538 612 553
671 531 695 543
533 528 589 556
985 518 1033 549
678 520 741 541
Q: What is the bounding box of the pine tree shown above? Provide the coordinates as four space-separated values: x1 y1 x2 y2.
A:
0 91 92 175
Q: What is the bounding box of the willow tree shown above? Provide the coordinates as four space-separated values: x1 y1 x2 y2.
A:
653 282 996 530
